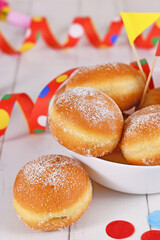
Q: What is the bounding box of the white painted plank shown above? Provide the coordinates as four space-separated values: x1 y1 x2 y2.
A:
71 182 149 240
1 1 160 240
147 193 160 231
121 0 160 12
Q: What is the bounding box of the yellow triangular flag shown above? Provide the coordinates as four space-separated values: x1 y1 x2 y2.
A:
120 12 160 45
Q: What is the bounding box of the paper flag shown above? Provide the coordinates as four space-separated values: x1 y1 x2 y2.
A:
120 12 160 46
0 59 154 137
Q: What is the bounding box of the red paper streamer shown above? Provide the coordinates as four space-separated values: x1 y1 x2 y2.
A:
0 59 154 137
0 13 160 54
0 68 77 136
106 220 135 239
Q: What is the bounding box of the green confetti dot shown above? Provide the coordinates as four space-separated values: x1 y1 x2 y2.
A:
152 37 159 45
33 129 45 133
2 94 12 100
140 59 147 65
36 31 41 40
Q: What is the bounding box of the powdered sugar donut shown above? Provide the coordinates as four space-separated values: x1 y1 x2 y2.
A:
49 87 124 157
13 154 92 231
120 105 160 165
65 63 145 111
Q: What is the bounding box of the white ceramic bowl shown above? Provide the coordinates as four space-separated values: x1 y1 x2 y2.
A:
51 78 160 195
67 149 160 195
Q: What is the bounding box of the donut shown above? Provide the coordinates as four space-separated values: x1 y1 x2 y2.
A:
48 87 124 157
101 147 129 165
13 154 92 231
120 105 160 165
65 63 145 111
141 88 160 108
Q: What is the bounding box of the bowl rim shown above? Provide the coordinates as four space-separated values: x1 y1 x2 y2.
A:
68 148 160 170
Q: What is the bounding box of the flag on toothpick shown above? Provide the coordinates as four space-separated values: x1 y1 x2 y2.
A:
120 12 160 45
120 12 160 82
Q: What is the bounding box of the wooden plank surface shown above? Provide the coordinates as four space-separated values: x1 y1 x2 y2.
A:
1 0 160 239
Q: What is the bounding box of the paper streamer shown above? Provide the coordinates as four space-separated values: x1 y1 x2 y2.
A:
0 68 77 136
0 59 154 137
1 2 160 54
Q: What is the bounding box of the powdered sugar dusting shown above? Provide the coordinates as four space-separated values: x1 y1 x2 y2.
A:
69 63 131 80
21 155 84 189
142 157 155 166
124 105 160 139
54 87 121 128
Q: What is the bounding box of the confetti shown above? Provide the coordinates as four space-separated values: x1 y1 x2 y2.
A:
106 220 135 239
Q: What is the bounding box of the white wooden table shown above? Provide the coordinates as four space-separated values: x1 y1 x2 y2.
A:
1 0 160 239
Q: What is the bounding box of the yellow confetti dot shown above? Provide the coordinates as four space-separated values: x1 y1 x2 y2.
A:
20 42 34 52
156 19 160 28
0 109 10 130
56 74 68 83
33 17 43 22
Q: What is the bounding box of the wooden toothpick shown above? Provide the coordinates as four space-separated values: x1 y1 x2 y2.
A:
131 44 146 82
139 55 158 108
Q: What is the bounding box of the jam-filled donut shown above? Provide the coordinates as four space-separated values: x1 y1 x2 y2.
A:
13 155 92 231
49 87 124 157
65 63 145 111
120 105 160 165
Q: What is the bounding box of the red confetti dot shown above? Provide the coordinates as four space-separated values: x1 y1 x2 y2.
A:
141 230 160 240
106 220 135 239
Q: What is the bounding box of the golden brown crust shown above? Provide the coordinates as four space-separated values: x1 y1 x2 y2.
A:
120 105 160 165
49 87 124 157
65 63 145 111
13 155 92 231
141 88 160 108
